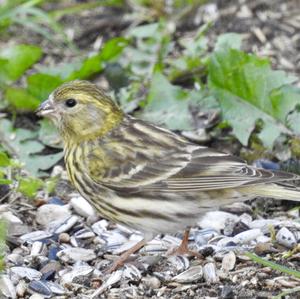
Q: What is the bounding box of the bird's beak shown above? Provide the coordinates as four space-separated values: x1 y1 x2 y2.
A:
36 98 55 117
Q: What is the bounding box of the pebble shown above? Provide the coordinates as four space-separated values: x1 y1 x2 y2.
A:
36 204 71 227
0 275 16 298
57 248 96 263
276 227 297 248
142 276 161 289
58 233 70 243
70 196 96 218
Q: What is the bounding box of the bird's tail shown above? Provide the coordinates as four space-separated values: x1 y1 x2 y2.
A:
239 183 300 202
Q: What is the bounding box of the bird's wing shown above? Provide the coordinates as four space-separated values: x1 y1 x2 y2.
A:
87 118 298 193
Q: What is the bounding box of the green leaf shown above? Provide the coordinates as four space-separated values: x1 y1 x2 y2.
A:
0 152 10 167
208 47 299 148
99 37 129 62
27 73 64 100
0 119 63 176
139 72 216 130
18 177 43 198
0 178 12 185
5 87 40 111
0 44 42 82
67 54 105 80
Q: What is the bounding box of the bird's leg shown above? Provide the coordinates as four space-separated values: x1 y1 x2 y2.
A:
106 238 147 273
168 228 203 259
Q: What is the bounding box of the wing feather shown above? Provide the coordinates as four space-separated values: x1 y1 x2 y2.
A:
87 117 299 193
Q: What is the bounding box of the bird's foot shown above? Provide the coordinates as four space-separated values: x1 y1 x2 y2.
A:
106 239 146 273
167 229 203 259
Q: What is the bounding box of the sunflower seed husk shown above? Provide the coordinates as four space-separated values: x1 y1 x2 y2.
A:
28 280 52 298
172 265 203 283
221 251 236 272
10 266 42 281
203 262 219 284
0 275 17 299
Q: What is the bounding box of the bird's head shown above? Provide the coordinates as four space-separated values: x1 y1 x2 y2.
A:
36 80 123 143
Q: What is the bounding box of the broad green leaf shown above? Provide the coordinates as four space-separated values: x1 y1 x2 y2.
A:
0 119 63 176
5 87 40 111
67 54 105 81
27 73 64 100
0 44 42 82
99 37 129 61
208 48 299 148
0 152 10 167
139 72 217 130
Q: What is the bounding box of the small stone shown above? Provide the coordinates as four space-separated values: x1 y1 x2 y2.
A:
70 196 96 218
58 233 70 243
276 227 297 248
254 243 275 255
57 247 96 263
36 204 71 227
142 276 161 289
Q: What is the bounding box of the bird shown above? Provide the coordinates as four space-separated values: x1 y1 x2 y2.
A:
36 80 300 272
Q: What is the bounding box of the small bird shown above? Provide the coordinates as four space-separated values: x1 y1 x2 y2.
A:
37 80 300 271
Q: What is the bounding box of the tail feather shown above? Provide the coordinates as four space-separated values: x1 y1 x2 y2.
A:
240 184 300 202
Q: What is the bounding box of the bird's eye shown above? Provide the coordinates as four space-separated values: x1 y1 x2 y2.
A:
65 99 77 108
